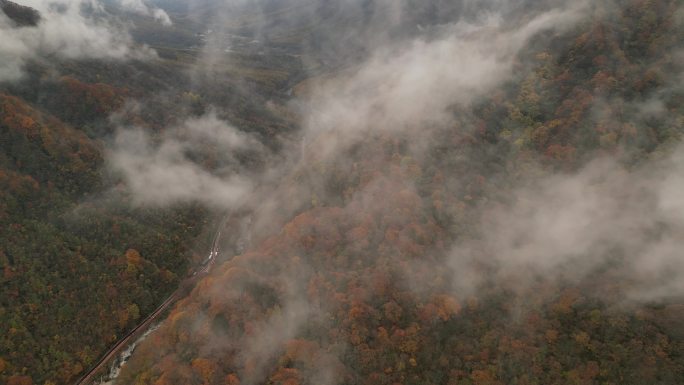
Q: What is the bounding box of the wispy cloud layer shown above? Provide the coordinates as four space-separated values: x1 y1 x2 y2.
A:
300 2 586 159
0 0 161 82
108 111 261 208
119 0 171 25
444 148 684 303
109 1 684 383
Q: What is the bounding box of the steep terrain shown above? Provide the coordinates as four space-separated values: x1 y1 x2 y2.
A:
0 0 39 26
1 0 683 385
0 27 206 385
0 1 300 384
118 1 684 385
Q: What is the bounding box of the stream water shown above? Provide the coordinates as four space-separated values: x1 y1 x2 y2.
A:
94 323 161 385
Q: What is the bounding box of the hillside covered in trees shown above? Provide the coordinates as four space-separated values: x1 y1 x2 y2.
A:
2 0 684 384
118 1 684 385
0 0 297 383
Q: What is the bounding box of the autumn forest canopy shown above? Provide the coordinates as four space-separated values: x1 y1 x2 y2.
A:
1 0 684 384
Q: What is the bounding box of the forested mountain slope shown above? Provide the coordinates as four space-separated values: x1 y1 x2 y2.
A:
0 1 299 384
119 1 684 385
0 23 205 385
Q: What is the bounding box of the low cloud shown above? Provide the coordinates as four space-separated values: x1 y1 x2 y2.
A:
107 111 262 208
445 148 684 303
0 0 156 82
119 0 172 26
111 1 684 384
299 2 586 159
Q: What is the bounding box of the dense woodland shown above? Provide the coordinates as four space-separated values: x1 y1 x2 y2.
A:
1 0 684 384
119 1 684 385
0 46 207 385
0 1 298 383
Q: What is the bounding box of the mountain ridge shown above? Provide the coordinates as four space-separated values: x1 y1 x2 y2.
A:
0 0 40 27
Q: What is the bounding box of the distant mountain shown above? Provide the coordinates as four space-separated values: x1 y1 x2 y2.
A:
0 0 40 27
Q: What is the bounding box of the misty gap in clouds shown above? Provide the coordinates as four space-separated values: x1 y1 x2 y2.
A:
0 0 171 82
